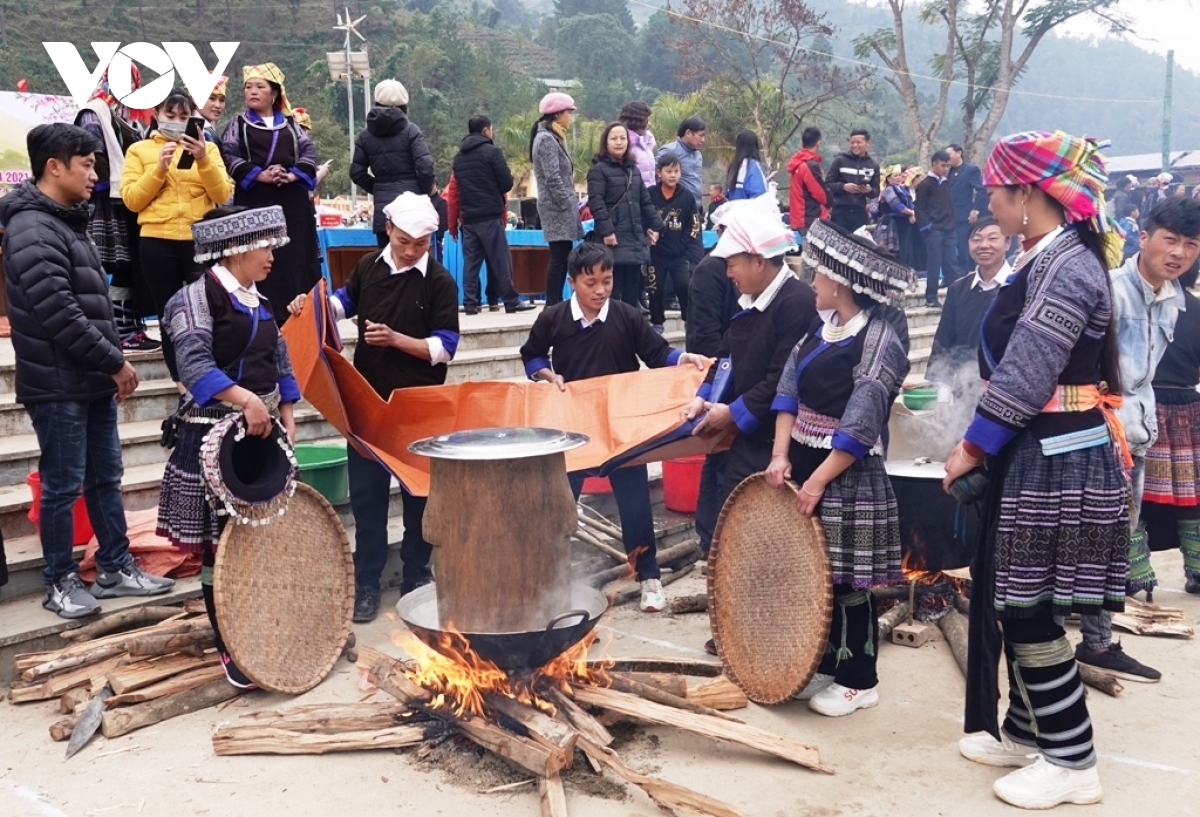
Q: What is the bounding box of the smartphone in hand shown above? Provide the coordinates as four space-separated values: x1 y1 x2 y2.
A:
175 117 208 170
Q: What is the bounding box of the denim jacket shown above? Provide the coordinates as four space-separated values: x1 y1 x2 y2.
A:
1111 254 1186 455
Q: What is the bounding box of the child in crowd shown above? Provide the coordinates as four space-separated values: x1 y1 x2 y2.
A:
519 243 710 612
647 153 704 333
1119 207 1140 261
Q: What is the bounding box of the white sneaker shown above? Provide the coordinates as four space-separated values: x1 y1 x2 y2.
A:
808 682 879 716
639 579 666 612
993 755 1103 809
792 672 835 701
91 563 175 598
959 732 1039 767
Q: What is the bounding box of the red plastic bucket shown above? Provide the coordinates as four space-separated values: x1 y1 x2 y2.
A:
581 475 612 494
26 472 95 546
662 455 705 514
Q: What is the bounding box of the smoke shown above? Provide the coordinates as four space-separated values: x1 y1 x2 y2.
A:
892 360 985 462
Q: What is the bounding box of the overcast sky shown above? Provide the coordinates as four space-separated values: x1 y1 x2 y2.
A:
1055 0 1199 73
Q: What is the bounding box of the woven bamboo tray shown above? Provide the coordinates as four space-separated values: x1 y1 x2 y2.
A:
708 474 833 704
214 482 355 694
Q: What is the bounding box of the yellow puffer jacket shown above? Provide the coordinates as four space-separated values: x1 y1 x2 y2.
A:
120 133 234 241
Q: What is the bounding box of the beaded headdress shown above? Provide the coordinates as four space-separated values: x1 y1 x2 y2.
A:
192 205 290 263
801 219 915 305
200 412 297 526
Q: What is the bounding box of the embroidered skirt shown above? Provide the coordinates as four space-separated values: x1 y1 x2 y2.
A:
88 197 135 269
991 431 1129 617
789 443 901 589
1143 397 1200 506
157 420 227 553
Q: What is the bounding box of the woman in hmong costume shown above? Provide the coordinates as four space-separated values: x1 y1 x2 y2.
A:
219 63 321 319
157 205 300 690
765 218 912 718
942 132 1129 810
1141 261 1200 593
74 66 159 351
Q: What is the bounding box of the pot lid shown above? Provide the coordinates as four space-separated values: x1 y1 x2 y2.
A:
408 427 589 460
884 458 948 479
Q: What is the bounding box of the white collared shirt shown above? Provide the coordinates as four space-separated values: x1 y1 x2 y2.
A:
570 293 610 328
970 261 1013 292
210 263 261 309
738 264 792 312
378 248 430 277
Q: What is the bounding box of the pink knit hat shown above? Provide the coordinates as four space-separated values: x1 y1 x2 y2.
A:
539 92 576 116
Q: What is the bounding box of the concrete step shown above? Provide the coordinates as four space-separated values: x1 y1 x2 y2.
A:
903 305 941 331
0 405 338 488
907 324 936 354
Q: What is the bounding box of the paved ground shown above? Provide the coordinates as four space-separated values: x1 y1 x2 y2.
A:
3 549 1200 817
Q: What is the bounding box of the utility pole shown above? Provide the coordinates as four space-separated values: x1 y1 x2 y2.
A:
1163 49 1174 174
331 10 366 210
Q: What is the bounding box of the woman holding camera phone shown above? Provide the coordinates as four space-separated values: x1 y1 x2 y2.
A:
121 86 234 386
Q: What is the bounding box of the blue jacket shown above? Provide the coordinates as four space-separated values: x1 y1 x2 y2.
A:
1111 254 1186 454
726 159 767 201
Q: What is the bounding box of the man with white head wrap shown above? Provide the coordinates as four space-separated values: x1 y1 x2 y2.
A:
288 192 459 622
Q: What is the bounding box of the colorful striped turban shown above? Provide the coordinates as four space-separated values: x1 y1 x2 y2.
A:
292 107 311 131
242 63 291 116
710 197 797 260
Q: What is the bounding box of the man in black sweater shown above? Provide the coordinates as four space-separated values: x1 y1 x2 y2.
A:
926 218 1011 407
451 115 531 314
289 192 460 622
916 149 958 306
520 242 708 613
824 128 881 232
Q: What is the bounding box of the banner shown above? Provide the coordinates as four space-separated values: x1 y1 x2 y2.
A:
0 92 79 190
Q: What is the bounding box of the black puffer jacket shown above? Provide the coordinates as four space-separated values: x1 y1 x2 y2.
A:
586 155 663 266
0 182 124 403
451 133 514 224
350 106 435 234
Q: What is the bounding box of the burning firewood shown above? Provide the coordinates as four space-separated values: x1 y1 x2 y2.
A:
485 694 579 757
544 688 614 748
686 677 749 712
570 685 830 774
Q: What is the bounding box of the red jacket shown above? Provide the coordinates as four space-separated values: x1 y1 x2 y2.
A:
445 171 507 239
787 148 828 229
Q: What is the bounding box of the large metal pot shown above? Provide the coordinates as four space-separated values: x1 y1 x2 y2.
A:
396 582 609 672
885 459 977 572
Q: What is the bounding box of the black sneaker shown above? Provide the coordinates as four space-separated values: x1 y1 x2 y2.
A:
704 638 718 656
505 302 536 313
925 299 943 308
220 651 258 690
1075 642 1161 682
1186 577 1200 595
353 585 381 623
120 331 162 353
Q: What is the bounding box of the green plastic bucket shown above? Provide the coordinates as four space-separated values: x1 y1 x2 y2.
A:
294 442 349 505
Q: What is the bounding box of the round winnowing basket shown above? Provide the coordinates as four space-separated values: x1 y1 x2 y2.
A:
708 474 833 704
214 482 354 694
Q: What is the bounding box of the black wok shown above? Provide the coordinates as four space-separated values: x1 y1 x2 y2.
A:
396 582 609 671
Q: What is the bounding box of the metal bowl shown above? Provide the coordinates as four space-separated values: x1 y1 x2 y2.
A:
408 427 589 461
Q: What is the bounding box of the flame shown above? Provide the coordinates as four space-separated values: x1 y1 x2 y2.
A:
387 623 614 719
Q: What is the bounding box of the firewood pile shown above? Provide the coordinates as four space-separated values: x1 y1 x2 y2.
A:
573 504 702 603
8 601 241 753
209 644 827 817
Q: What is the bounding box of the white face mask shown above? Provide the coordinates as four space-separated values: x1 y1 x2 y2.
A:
159 122 186 141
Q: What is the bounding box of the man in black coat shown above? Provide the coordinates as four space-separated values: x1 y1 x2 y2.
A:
916 150 958 306
0 123 174 619
350 79 435 248
946 144 988 284
823 128 881 232
451 116 531 314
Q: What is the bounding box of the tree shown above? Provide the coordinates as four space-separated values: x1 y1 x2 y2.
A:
555 14 639 119
854 0 1131 165
663 0 869 172
554 0 634 32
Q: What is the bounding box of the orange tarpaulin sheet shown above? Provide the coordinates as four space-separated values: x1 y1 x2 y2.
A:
281 283 723 497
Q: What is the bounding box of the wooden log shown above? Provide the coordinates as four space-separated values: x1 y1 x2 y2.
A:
607 673 743 723
455 715 570 777
584 562 632 588
545 687 614 748
668 594 708 614
587 658 723 678
1078 665 1124 697
240 701 412 732
538 773 569 817
577 738 746 817
9 655 128 703
571 685 830 774
877 603 910 642
938 606 969 677
686 676 749 711
611 564 694 606
59 606 184 642
655 539 702 569
120 628 214 658
107 652 220 695
572 527 628 563
49 714 79 742
613 671 688 698
212 724 428 755
367 657 432 707
100 678 240 738
21 643 128 682
16 622 201 675
485 694 578 758
577 504 623 539
60 687 92 714
105 665 226 706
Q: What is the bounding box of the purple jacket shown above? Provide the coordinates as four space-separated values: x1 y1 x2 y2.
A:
628 129 657 188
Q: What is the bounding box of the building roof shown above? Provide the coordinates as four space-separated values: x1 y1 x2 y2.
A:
1104 150 1191 175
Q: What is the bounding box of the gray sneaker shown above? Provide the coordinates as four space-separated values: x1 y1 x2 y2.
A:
44 573 101 619
91 563 175 598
